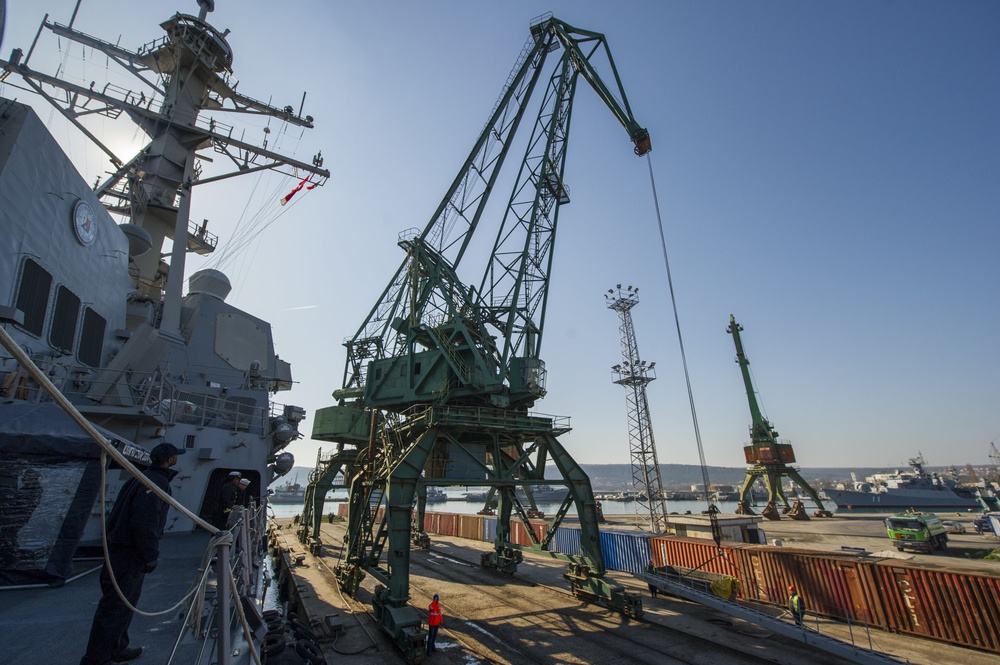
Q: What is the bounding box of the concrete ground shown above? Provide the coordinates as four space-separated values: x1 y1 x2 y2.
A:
717 511 999 574
270 518 1000 665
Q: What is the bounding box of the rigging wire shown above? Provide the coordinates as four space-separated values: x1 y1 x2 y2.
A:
644 153 723 547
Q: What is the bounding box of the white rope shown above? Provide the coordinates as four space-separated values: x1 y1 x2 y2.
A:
97 449 222 617
0 326 260 661
0 325 217 532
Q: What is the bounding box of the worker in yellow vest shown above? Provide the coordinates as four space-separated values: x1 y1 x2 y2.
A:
788 585 806 627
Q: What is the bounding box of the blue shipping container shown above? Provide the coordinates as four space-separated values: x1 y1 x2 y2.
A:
599 530 654 574
484 516 498 543
551 526 582 556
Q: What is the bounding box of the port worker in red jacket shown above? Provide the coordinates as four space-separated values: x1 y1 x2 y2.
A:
427 593 443 654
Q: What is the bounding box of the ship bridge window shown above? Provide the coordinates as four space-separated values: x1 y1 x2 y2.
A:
49 285 81 353
78 307 106 367
15 259 52 337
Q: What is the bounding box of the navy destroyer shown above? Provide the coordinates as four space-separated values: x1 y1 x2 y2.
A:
823 454 980 512
0 1 328 663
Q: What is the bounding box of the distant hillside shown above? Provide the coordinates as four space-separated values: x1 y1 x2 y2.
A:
280 463 888 490
579 464 878 490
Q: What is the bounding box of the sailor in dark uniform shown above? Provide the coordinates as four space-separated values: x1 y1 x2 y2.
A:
79 442 184 665
219 471 242 527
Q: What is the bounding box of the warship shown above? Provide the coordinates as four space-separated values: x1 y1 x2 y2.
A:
0 1 328 663
269 473 306 504
823 454 980 512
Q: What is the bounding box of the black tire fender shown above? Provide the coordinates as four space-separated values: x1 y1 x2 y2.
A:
294 638 324 664
262 633 286 656
292 624 317 642
288 615 312 633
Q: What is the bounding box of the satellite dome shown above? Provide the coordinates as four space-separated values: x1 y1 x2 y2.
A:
118 223 153 257
188 269 232 301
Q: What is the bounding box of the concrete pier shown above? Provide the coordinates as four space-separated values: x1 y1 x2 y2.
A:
268 515 999 664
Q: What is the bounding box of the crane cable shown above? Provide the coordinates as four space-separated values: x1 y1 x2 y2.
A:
645 153 722 549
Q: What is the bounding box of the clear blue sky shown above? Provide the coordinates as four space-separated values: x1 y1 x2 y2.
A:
3 1 998 471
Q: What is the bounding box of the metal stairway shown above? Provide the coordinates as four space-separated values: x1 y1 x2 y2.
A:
636 570 902 665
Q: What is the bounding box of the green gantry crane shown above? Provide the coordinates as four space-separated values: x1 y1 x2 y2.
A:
301 14 650 662
727 315 831 520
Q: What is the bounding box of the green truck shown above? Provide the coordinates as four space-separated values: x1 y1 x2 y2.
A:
885 512 948 553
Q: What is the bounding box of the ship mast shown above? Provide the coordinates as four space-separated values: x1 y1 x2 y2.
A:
0 0 330 339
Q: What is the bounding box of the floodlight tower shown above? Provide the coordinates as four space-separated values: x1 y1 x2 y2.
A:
606 285 669 533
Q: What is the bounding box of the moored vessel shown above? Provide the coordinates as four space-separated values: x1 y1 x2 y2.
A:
269 474 306 504
824 454 980 511
0 2 328 662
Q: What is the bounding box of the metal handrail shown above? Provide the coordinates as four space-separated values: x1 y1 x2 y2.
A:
0 354 285 434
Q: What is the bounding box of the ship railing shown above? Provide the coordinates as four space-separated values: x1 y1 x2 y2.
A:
166 503 269 664
0 358 169 410
0 327 264 665
136 33 171 58
168 390 268 435
186 217 220 252
0 359 272 435
397 403 570 433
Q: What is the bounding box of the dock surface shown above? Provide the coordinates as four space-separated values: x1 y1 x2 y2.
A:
269 516 998 665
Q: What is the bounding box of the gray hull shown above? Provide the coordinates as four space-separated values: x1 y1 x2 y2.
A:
269 493 306 504
824 488 980 511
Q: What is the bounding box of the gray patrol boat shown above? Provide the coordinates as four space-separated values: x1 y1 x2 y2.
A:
0 1 328 663
823 454 980 512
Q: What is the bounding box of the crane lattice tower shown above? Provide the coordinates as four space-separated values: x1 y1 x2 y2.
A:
606 285 669 533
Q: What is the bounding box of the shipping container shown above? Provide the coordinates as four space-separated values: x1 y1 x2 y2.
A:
551 526 582 556
458 514 485 541
484 516 498 543
423 511 441 534
650 535 1000 655
727 546 885 626
510 519 549 547
873 563 1000 653
599 530 654 574
649 536 741 578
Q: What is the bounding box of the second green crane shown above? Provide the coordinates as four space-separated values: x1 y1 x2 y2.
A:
727 315 832 520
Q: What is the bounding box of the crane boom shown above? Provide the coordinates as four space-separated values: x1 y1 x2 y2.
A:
338 14 649 411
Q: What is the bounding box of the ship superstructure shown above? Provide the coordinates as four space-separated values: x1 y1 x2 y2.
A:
0 2 328 662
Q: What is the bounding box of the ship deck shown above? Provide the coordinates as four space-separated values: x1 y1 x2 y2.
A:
1 531 240 665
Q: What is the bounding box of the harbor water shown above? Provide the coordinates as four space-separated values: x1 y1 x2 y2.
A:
268 491 749 521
